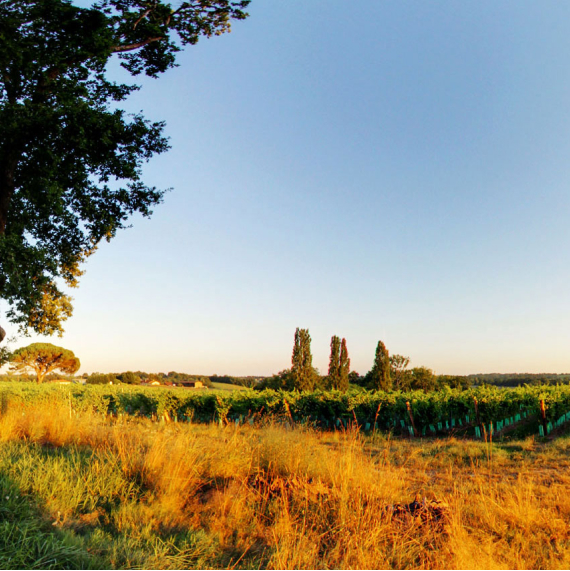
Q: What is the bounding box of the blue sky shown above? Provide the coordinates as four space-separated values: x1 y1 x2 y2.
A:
10 0 570 375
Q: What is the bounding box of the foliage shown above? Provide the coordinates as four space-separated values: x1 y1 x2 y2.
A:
366 340 392 391
256 369 293 391
327 336 340 389
437 374 471 390
86 373 117 385
1 381 569 433
164 371 212 388
291 328 318 391
10 343 80 383
466 373 570 387
327 336 349 392
0 0 250 335
208 374 262 388
0 345 10 367
339 338 350 392
408 366 438 392
348 370 364 386
390 354 410 389
117 371 141 385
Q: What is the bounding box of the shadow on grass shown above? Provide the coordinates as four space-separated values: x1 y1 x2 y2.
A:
0 470 106 570
0 445 271 570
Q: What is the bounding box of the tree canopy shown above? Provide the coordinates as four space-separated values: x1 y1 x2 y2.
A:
291 328 318 391
0 0 249 335
10 342 80 382
327 335 349 392
366 340 392 391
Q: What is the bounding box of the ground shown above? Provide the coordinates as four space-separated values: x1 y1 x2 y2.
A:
0 399 568 569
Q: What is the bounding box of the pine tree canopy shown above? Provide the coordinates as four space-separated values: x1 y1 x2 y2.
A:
10 342 80 382
0 0 250 335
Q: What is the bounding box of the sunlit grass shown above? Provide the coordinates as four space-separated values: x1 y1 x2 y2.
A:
0 401 569 568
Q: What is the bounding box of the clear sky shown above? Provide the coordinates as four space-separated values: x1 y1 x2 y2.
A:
8 0 570 376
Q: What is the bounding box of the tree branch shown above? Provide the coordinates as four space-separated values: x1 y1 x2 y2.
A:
132 7 153 30
111 37 164 53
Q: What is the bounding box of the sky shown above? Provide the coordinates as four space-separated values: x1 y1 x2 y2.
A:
7 0 570 376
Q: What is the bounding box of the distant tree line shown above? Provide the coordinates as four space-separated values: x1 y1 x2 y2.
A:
465 373 570 388
83 371 267 388
256 328 472 393
208 375 265 388
84 371 214 387
2 338 568 392
0 367 265 387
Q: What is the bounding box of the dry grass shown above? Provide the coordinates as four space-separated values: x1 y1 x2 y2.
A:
0 401 569 568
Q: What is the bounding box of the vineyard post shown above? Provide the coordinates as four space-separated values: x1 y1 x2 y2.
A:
406 401 419 438
540 399 548 436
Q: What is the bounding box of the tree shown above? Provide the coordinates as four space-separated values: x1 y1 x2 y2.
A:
118 370 141 384
291 327 317 391
255 369 294 391
10 342 80 382
348 370 363 386
327 335 340 389
437 374 470 390
86 372 117 384
339 338 350 391
327 335 349 392
390 354 411 390
366 340 392 391
409 367 437 392
0 0 250 335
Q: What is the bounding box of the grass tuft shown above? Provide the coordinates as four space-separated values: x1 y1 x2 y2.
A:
0 401 569 568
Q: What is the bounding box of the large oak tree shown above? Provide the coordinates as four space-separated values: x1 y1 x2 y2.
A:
0 0 249 337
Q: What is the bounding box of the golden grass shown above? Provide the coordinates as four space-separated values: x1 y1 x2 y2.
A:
0 401 569 568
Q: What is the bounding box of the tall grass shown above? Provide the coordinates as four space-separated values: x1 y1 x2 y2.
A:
0 400 569 568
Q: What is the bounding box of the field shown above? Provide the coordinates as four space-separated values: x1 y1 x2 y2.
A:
1 384 570 568
0 382 569 438
209 382 248 391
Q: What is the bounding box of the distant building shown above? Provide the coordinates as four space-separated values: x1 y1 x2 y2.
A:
179 380 205 389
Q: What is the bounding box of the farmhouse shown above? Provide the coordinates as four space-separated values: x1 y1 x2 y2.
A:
179 380 205 389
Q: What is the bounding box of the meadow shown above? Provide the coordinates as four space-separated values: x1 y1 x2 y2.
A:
0 384 570 569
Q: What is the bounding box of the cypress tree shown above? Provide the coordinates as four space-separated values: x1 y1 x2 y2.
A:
328 335 350 392
291 328 317 391
328 335 341 389
367 340 392 391
339 338 350 392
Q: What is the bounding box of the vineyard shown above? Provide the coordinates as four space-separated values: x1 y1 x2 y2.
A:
2 382 570 439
